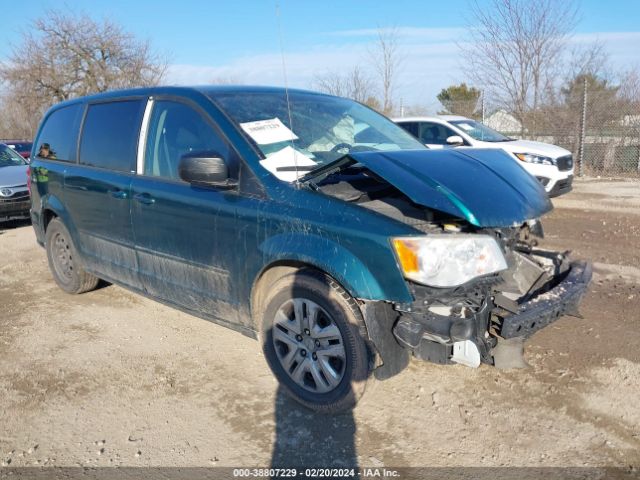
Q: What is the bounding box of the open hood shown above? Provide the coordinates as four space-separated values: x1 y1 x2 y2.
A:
347 148 552 227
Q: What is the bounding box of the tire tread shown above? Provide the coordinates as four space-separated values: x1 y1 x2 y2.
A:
259 267 370 413
45 218 99 294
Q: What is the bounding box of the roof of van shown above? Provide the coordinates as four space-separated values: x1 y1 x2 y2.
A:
47 85 332 111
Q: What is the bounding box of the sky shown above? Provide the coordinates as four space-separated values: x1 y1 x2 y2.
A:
1 0 639 112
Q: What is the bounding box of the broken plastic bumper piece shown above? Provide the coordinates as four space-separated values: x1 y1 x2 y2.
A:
498 261 591 339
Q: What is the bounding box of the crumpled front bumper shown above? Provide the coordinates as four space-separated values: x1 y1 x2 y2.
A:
499 260 591 338
392 261 592 364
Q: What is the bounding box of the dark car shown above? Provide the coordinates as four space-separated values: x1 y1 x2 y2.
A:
29 86 591 412
0 143 30 221
1 140 33 160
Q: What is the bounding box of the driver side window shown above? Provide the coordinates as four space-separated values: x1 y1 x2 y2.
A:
144 101 233 180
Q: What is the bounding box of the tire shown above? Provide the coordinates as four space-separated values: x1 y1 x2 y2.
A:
45 217 99 294
259 269 370 413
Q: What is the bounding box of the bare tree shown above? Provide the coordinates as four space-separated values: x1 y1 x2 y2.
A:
349 66 375 104
534 43 622 137
0 92 34 139
313 66 376 104
0 10 167 137
462 0 578 128
565 42 609 81
618 67 640 109
370 27 402 116
314 71 349 98
313 27 400 114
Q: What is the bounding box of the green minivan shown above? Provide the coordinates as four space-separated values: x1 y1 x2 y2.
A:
29 86 591 412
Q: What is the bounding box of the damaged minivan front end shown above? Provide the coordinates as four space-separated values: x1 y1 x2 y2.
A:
302 148 592 373
208 86 592 410
391 230 592 370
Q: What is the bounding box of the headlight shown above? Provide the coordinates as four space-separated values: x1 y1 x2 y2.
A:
514 152 555 165
391 235 507 287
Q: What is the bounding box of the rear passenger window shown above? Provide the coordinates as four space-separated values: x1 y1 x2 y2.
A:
35 104 84 161
79 100 145 172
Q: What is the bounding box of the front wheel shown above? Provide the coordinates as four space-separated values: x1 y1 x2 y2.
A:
260 269 370 413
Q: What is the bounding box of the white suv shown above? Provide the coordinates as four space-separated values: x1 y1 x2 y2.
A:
394 115 574 197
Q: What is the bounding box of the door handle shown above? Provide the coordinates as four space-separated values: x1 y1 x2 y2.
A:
109 189 128 199
134 193 155 205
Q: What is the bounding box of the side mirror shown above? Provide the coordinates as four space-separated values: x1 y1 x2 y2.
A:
446 135 464 147
178 151 236 188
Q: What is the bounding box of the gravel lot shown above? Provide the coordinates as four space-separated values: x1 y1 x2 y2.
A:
0 178 639 472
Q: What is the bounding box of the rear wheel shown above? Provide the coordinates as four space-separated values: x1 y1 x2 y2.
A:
45 218 99 294
259 269 370 413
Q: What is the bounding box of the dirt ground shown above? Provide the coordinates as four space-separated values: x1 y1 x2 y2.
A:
0 178 639 472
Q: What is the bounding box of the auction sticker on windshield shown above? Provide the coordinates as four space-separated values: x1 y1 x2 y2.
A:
240 118 298 145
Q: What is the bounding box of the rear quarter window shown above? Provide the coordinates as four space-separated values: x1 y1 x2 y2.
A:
34 104 84 161
79 100 146 172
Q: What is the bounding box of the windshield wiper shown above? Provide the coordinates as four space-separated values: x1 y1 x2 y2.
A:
298 154 356 186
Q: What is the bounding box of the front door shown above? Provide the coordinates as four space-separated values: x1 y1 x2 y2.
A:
130 99 241 325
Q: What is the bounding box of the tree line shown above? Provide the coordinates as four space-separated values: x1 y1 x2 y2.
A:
314 0 639 136
0 11 166 139
436 0 640 137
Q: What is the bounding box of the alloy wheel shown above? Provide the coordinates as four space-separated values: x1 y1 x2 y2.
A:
272 298 347 393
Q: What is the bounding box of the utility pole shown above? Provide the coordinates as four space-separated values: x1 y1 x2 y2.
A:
578 77 587 177
481 91 485 123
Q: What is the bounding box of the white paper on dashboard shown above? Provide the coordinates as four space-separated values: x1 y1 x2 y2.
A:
259 146 317 182
456 122 474 131
239 118 298 145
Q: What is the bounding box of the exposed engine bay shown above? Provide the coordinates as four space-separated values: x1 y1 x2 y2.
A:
312 166 591 369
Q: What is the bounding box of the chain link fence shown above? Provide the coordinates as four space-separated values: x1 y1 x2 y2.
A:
442 84 640 177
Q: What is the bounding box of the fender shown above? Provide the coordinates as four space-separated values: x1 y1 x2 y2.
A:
257 232 412 303
38 193 83 254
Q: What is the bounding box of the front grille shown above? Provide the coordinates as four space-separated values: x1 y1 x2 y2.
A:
0 189 29 203
556 155 573 171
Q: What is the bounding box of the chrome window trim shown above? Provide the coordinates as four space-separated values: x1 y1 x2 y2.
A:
136 98 155 175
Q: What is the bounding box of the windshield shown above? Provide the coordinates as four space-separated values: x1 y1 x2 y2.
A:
449 119 512 142
210 90 425 182
0 144 27 167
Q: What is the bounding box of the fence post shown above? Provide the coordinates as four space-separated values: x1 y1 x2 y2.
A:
578 77 587 177
637 126 640 173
